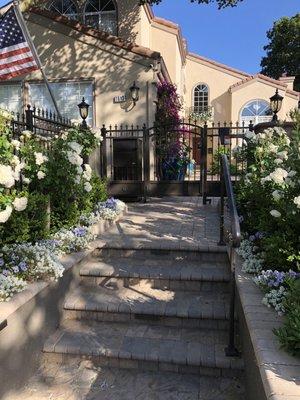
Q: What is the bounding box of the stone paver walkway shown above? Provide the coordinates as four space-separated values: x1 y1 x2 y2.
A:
4 360 245 400
99 197 220 250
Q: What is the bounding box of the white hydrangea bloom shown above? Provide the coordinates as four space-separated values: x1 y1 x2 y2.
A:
276 150 288 160
67 151 83 166
272 190 281 201
270 210 281 218
84 182 92 192
0 205 13 223
269 144 278 153
293 196 300 209
37 171 46 180
269 168 288 184
12 197 28 212
21 130 32 139
22 176 31 185
68 142 83 154
274 159 283 165
83 164 92 181
0 164 15 188
11 139 21 149
34 152 48 166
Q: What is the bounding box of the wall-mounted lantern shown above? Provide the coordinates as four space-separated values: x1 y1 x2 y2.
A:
130 81 140 106
270 89 283 122
78 97 90 128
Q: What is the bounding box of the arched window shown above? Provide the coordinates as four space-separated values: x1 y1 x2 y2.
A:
240 99 272 125
84 0 117 35
193 84 209 113
47 0 78 20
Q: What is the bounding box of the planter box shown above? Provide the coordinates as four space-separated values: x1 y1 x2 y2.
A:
235 250 300 400
0 209 127 398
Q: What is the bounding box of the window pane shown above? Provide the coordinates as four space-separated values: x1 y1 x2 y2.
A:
0 84 22 113
84 0 117 35
193 84 209 112
29 81 94 126
47 0 78 20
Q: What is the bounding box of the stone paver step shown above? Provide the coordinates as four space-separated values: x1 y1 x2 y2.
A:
43 320 244 376
63 285 231 329
3 360 245 400
80 254 230 284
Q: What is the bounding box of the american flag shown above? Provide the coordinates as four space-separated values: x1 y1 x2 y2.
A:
0 6 38 81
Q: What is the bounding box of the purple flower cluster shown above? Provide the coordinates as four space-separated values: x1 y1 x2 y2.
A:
249 231 266 241
105 197 118 210
254 269 300 290
73 227 88 237
0 261 28 277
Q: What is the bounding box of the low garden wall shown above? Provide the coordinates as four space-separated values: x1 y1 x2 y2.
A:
235 250 300 400
0 214 126 399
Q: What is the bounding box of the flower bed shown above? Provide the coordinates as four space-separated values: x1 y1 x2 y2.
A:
0 197 126 302
235 114 300 355
0 108 127 302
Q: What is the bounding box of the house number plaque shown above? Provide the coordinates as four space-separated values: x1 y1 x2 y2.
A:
113 95 127 104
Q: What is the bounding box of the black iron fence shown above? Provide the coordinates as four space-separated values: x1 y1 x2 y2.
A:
100 119 253 200
11 105 73 141
6 105 74 192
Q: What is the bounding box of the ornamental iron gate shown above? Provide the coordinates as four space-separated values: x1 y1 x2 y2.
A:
100 119 253 201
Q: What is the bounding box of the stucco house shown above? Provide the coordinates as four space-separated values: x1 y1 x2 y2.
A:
0 0 299 129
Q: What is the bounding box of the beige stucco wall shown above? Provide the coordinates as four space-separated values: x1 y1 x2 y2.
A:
25 13 156 128
230 80 298 122
151 25 184 95
185 56 247 123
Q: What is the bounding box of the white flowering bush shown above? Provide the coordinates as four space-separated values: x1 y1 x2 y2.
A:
235 115 300 354
236 122 300 272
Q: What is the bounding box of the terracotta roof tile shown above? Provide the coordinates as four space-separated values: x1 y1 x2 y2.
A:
230 73 288 90
152 16 179 30
29 7 161 60
187 52 250 78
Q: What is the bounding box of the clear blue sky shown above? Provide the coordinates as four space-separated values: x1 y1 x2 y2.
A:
153 0 299 74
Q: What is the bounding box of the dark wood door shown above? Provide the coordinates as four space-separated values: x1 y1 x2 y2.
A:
113 138 142 181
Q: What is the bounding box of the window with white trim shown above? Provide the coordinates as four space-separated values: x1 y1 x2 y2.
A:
240 99 272 125
193 84 209 113
47 0 78 20
84 0 117 35
29 81 94 126
0 84 22 113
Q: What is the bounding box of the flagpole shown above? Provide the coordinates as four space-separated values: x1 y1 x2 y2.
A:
13 0 62 119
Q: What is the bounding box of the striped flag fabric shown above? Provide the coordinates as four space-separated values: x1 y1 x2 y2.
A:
0 6 38 81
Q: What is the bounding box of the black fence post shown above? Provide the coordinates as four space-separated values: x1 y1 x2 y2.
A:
218 160 226 246
143 124 149 203
101 125 107 179
201 123 208 204
25 104 34 131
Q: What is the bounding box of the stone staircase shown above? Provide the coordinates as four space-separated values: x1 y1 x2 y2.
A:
43 247 244 384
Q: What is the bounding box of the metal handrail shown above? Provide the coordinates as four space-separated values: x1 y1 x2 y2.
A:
219 154 241 358
219 154 241 248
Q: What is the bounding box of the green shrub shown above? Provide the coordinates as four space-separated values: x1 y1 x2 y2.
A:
275 280 300 356
0 208 30 244
27 192 50 242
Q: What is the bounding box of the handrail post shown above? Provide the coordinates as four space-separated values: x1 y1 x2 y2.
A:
201 123 208 204
225 248 240 357
218 158 226 246
143 124 149 203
